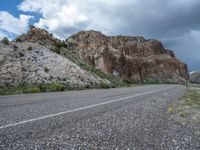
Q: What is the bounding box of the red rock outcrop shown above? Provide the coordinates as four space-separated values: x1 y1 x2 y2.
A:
17 25 57 47
67 30 189 83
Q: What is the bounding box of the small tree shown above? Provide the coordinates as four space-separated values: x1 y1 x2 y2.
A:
2 37 9 45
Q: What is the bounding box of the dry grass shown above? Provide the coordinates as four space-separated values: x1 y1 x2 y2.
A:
168 87 200 124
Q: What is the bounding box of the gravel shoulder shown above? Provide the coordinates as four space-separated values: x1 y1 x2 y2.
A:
166 87 200 149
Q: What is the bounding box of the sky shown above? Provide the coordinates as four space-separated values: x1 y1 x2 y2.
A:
0 0 199 71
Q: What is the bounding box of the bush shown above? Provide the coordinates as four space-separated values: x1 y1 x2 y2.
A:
16 38 22 42
47 83 65 92
2 37 9 45
51 47 60 54
99 82 110 89
55 40 68 49
39 84 48 92
44 67 49 73
23 87 40 93
19 52 24 57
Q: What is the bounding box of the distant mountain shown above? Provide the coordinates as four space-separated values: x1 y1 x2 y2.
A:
190 71 200 84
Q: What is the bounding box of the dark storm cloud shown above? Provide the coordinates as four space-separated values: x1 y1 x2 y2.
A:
86 0 200 71
96 0 200 38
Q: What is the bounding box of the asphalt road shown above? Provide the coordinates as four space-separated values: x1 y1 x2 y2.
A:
0 85 189 149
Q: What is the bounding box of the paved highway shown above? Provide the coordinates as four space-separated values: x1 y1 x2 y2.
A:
0 85 189 149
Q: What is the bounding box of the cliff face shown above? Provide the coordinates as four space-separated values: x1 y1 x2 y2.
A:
67 30 189 83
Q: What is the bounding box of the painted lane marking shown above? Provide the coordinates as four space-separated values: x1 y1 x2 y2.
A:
0 88 171 129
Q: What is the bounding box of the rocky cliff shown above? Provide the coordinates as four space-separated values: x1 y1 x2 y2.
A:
66 30 189 83
190 71 200 84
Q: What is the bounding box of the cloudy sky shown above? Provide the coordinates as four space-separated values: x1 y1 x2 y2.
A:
0 0 199 71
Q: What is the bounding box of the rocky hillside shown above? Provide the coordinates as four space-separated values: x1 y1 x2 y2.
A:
66 30 189 83
190 71 200 84
0 41 108 88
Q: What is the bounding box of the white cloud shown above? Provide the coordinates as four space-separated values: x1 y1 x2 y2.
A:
18 0 138 38
18 0 88 38
0 11 33 39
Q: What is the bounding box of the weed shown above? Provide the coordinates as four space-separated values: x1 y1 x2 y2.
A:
27 46 32 51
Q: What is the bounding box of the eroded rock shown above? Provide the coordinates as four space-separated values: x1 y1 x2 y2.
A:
67 30 189 83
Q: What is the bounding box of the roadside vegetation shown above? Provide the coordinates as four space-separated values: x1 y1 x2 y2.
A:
168 86 200 124
0 80 132 96
0 83 67 95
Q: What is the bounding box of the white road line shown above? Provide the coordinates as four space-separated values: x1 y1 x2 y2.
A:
0 88 168 130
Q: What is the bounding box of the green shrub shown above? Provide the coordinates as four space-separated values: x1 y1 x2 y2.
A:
44 67 49 73
47 83 65 92
99 82 110 89
24 87 40 93
2 37 9 45
85 84 92 89
51 47 60 54
39 84 48 92
55 40 68 49
16 38 22 42
19 52 24 57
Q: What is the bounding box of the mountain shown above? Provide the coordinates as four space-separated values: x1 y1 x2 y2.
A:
190 71 200 84
66 30 189 83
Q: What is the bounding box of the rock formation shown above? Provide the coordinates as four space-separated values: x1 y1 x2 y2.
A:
17 25 57 47
66 30 189 83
